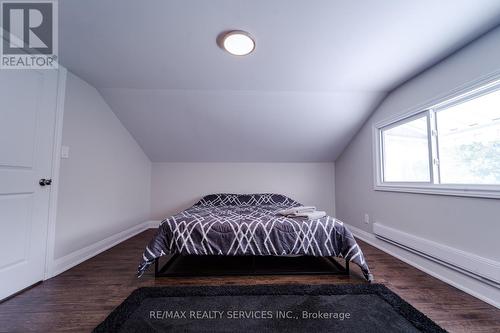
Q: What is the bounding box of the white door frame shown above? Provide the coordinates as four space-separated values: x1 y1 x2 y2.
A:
44 67 67 279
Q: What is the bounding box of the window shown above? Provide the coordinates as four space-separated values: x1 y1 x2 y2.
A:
382 115 430 182
436 90 500 185
374 78 500 198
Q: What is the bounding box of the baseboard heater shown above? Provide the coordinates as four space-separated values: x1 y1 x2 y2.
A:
373 223 500 287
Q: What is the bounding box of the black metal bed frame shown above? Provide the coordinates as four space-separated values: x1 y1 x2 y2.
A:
154 254 350 278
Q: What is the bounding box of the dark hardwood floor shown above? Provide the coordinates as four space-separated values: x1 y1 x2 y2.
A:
0 229 498 332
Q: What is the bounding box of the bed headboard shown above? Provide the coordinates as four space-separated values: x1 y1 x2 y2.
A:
194 193 301 207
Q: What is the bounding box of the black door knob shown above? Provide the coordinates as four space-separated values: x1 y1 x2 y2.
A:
39 179 52 186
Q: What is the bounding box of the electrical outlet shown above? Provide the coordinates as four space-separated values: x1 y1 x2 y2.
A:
61 145 70 159
364 213 370 224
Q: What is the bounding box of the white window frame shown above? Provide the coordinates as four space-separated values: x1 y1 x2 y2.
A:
373 72 500 199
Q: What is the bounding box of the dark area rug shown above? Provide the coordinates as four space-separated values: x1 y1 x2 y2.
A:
94 284 446 333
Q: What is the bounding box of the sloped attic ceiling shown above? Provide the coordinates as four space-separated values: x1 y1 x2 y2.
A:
59 0 500 162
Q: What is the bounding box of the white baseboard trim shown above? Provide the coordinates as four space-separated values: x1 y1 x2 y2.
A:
46 220 159 279
345 223 500 309
148 220 162 228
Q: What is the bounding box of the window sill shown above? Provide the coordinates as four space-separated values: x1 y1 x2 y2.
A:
374 184 500 199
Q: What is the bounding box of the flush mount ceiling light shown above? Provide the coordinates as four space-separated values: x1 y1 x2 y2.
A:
220 31 255 56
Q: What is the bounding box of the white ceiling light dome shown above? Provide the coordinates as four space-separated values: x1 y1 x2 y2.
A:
221 31 255 56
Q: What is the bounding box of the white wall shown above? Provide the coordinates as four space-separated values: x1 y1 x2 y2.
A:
54 72 152 259
335 26 500 305
151 163 335 220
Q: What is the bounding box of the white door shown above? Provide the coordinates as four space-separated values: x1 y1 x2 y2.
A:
0 68 60 300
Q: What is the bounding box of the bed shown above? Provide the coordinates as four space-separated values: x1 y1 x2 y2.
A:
138 193 373 281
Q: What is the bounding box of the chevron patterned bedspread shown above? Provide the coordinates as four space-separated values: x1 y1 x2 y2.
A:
138 193 373 281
